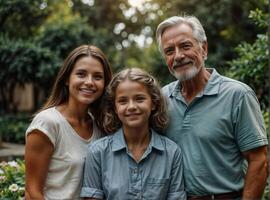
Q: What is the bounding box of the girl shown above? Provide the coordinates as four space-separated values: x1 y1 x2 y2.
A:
80 68 186 200
25 45 112 200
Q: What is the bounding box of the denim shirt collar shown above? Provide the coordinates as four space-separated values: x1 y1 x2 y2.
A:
111 128 165 152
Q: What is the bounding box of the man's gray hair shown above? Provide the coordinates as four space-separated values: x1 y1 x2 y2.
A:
156 15 207 55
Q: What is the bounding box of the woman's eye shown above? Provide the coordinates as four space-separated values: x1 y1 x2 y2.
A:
94 75 104 80
76 72 85 77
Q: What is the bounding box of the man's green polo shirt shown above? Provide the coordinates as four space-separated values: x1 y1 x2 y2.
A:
162 68 268 195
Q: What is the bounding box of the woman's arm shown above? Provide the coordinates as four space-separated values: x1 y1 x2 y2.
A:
25 130 54 200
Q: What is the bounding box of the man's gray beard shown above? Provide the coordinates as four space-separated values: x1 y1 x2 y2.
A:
172 66 199 82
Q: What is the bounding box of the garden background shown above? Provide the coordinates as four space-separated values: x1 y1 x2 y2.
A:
0 0 269 199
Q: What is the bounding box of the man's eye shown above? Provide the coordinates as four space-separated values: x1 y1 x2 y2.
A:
183 44 191 50
165 49 174 55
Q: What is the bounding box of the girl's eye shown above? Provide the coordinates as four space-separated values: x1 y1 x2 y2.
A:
117 99 127 104
136 96 145 102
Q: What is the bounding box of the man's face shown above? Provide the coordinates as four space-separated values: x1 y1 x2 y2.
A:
161 23 207 81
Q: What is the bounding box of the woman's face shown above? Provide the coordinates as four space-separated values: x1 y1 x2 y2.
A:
67 56 105 106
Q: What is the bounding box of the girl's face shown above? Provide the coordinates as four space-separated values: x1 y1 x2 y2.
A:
67 56 105 106
114 80 153 130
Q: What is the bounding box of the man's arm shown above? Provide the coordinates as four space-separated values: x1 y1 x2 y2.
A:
242 145 269 200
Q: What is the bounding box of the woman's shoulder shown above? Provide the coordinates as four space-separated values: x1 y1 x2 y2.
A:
26 107 62 140
34 107 59 121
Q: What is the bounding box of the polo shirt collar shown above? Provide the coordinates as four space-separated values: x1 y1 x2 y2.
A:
203 68 222 95
169 68 222 98
111 128 165 152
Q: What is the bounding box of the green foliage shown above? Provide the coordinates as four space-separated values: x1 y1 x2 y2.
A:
262 179 270 200
249 8 269 28
0 160 25 199
0 35 60 112
0 114 30 144
0 0 48 39
227 8 269 110
36 18 114 60
0 35 59 85
262 111 269 134
142 43 175 86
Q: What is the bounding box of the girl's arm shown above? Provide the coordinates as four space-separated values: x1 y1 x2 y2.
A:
25 130 54 200
80 145 104 200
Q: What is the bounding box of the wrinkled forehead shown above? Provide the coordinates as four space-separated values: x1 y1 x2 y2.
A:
161 23 196 46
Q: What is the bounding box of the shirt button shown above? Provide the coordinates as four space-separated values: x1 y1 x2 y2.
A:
137 193 142 199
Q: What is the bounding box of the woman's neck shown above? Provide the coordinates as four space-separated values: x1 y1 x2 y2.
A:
57 101 89 123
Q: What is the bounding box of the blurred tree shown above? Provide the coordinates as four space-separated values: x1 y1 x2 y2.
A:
0 0 48 39
0 35 59 112
228 7 269 110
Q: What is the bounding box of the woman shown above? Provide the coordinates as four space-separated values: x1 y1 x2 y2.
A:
25 45 112 200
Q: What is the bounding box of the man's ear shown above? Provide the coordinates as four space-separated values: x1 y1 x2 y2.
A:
202 41 208 60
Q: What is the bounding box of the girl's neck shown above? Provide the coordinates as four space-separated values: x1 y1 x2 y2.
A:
123 126 151 162
123 126 151 148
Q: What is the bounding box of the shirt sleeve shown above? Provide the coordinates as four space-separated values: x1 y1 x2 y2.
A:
167 147 186 200
234 91 268 152
80 144 104 199
25 110 59 147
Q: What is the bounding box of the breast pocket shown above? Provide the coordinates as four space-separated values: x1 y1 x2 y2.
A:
144 178 170 200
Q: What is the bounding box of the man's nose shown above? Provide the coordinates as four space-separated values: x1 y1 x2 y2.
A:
175 48 185 61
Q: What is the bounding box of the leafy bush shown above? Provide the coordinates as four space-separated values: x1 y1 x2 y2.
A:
227 8 269 111
0 114 30 144
0 35 60 113
0 160 25 199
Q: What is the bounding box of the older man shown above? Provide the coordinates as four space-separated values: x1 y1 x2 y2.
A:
156 15 269 200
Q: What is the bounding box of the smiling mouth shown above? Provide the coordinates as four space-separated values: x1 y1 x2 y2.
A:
79 88 96 95
126 113 140 117
173 61 192 70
